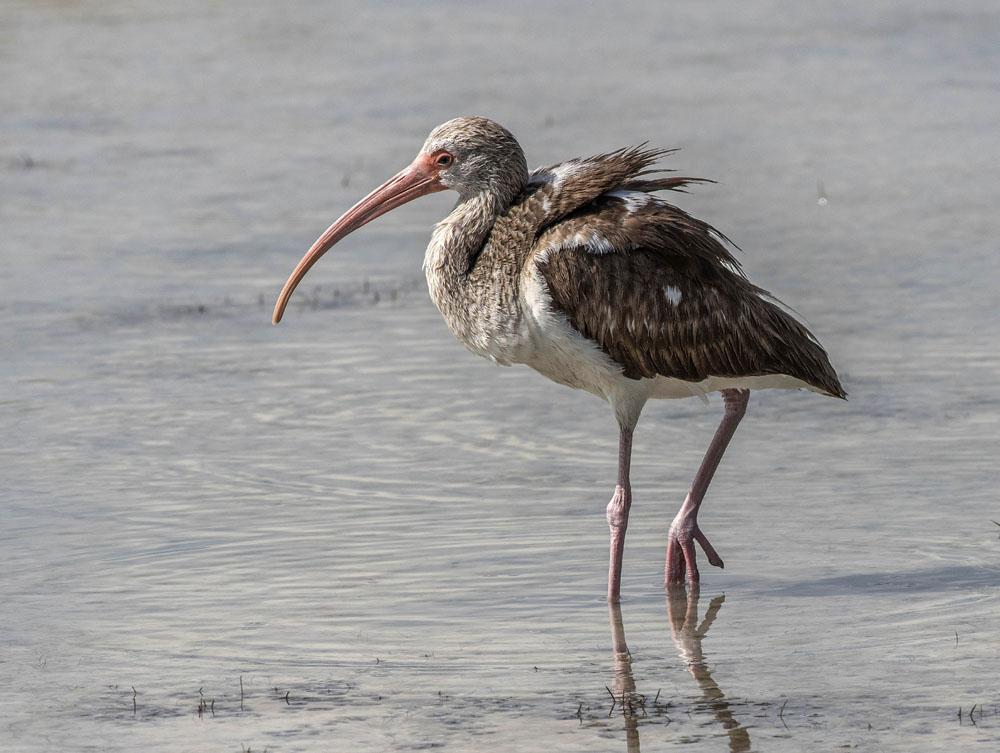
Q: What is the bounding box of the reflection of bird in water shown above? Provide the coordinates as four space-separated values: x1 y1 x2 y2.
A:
272 116 845 602
607 594 749 753
608 603 641 753
667 589 751 753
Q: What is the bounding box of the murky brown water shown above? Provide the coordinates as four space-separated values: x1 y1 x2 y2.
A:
3 1 999 750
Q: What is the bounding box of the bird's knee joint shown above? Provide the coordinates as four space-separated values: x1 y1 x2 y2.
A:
722 389 749 418
606 486 630 530
607 508 627 530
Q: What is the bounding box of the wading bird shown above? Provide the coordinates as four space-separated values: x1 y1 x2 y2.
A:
273 117 844 602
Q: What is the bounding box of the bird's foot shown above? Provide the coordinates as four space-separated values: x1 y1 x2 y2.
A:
664 514 724 589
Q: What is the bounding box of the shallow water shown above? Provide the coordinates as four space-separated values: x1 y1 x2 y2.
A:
3 1 1000 751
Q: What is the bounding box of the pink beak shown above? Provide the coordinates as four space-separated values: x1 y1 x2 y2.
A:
272 155 447 324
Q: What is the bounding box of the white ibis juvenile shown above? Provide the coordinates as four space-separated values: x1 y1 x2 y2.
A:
273 116 845 602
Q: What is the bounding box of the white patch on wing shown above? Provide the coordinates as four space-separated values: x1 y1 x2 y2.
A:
663 285 683 306
548 160 586 187
588 230 615 255
605 189 654 213
536 227 618 264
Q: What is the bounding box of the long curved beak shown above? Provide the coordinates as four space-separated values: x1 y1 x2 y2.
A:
272 157 447 324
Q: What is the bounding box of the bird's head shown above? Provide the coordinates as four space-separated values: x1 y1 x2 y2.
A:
419 116 528 204
272 116 527 324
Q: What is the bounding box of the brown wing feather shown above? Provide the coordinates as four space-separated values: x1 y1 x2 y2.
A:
517 146 676 228
534 197 846 398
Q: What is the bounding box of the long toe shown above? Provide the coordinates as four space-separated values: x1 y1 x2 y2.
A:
694 528 725 569
680 538 700 587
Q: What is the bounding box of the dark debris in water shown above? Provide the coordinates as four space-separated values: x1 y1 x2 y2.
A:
958 702 1000 726
95 676 829 748
69 276 425 332
2 153 46 171
282 276 424 314
97 677 374 722
90 676 995 751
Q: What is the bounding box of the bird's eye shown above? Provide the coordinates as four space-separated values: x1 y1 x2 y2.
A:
436 152 453 167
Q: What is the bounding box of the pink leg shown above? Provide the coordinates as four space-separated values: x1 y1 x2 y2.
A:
607 425 634 603
665 389 749 589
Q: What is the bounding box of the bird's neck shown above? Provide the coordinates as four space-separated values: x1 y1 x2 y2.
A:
423 190 524 360
423 191 503 278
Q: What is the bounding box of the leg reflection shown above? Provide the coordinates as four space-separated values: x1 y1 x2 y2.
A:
608 603 642 753
666 587 751 752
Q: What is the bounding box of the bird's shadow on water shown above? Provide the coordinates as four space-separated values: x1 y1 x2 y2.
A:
762 564 1000 597
605 590 752 753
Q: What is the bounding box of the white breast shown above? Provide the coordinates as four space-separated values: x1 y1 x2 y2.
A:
424 225 533 367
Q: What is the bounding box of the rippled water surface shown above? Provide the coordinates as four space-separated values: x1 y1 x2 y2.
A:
3 1 1000 751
